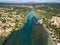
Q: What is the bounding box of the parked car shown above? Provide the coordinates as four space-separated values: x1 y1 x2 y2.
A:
50 32 53 35
50 32 54 35
53 37 56 41
57 42 60 45
49 28 53 32
51 34 55 38
56 37 60 42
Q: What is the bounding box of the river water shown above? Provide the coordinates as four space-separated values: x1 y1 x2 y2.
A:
3 10 54 45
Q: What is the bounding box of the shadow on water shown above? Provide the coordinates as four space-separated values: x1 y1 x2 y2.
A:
32 17 49 45
3 10 49 45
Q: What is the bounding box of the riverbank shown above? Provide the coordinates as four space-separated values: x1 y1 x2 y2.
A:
43 24 57 45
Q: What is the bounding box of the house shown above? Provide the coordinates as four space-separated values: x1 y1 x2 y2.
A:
38 19 43 24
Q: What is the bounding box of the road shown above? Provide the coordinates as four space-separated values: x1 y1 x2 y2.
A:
3 10 54 45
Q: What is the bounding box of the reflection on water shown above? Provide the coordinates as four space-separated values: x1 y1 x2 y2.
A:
3 10 53 45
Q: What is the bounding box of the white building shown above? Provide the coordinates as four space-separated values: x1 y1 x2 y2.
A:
38 19 43 24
